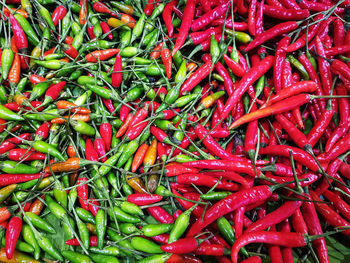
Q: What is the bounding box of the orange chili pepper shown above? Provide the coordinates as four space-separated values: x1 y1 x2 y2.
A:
131 144 149 172
67 145 77 158
0 207 11 223
0 248 40 263
126 175 148 194
187 62 198 72
79 0 88 24
45 157 85 173
10 124 22 133
13 94 28 106
8 53 20 84
144 138 157 172
4 8 29 19
29 195 45 215
85 49 120 63
51 114 90 124
150 42 164 59
120 13 136 28
116 113 133 138
56 100 91 114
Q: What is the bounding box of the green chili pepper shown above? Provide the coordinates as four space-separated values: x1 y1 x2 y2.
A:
216 217 236 245
0 86 7 104
139 254 171 263
142 224 173 237
90 253 120 263
36 2 55 30
76 207 96 224
1 237 34 253
62 217 76 241
107 229 133 255
89 246 120 256
120 29 131 48
53 182 68 208
32 141 65 161
168 204 197 243
98 150 123 176
96 209 107 249
0 161 40 174
210 34 220 62
117 140 139 168
0 105 23 121
131 13 146 43
30 81 50 100
120 223 139 235
1 43 14 80
77 217 90 250
22 224 40 260
24 109 59 121
119 201 143 216
288 55 310 80
143 29 158 47
62 250 93 263
24 212 56 234
109 206 140 223
200 191 232 200
131 237 162 254
35 232 63 261
45 195 68 220
172 93 198 108
70 120 95 136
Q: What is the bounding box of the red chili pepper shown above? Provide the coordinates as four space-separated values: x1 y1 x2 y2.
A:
147 206 174 224
66 236 98 247
161 44 172 79
9 14 28 53
172 0 195 56
248 0 257 36
191 1 231 32
77 177 89 211
310 190 350 236
187 185 281 236
161 237 198 254
231 231 308 263
223 54 245 78
5 216 22 259
88 199 100 217
100 22 113 40
100 122 112 152
112 52 123 88
263 5 309 20
51 5 67 27
180 61 212 95
244 22 298 52
0 133 31 154
43 81 66 105
85 49 120 63
163 0 178 38
127 194 162 206
221 56 274 120
246 200 303 233
5 148 46 161
94 138 107 162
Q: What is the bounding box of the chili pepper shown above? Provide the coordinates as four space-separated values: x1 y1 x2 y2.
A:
187 184 285 237
172 0 195 56
147 206 174 224
310 190 350 236
244 22 298 52
131 236 162 254
229 94 317 129
5 216 22 259
163 1 178 37
221 56 274 120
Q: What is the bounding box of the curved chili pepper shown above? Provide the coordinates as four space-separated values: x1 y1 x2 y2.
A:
172 0 195 56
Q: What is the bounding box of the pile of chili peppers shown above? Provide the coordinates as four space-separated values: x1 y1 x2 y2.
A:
0 0 349 262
